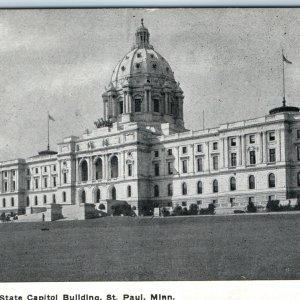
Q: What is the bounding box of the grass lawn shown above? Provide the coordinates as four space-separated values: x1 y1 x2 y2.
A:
0 213 299 281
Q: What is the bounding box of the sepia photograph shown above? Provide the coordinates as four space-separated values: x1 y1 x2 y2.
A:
0 7 300 282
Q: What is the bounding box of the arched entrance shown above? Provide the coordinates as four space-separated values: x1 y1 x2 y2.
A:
110 156 118 178
79 189 86 203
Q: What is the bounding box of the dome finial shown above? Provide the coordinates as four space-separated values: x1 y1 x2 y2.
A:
141 18 144 26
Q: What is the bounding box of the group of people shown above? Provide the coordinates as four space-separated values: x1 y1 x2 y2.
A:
0 212 18 222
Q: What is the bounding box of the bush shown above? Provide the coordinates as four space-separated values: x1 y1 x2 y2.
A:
266 200 280 212
247 201 257 213
173 205 183 216
140 200 154 216
161 208 170 217
234 210 245 214
112 203 133 216
99 204 105 210
200 204 215 215
189 204 199 215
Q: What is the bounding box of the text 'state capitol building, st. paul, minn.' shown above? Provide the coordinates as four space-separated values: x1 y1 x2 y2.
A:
1 21 300 220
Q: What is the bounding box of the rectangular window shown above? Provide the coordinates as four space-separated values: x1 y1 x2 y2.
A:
4 182 7 192
229 198 235 207
167 148 172 156
297 146 300 161
168 162 173 175
27 180 30 190
197 158 203 172
154 163 160 176
197 144 202 152
63 173 67 184
213 156 218 170
35 168 38 174
11 198 14 207
154 150 159 158
249 135 255 144
4 171 7 178
12 181 16 191
250 151 256 165
182 201 187 207
297 130 300 139
53 177 56 187
213 142 218 150
35 179 39 189
12 170 15 177
44 166 47 173
119 101 124 114
182 160 188 173
197 200 202 205
128 164 133 176
230 137 236 146
53 165 56 172
44 178 48 188
269 149 276 162
231 153 237 167
182 146 187 154
213 199 218 204
26 168 30 175
269 131 275 141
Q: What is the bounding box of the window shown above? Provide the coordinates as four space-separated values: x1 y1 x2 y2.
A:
4 171 7 178
27 180 30 190
182 160 188 173
4 182 7 192
44 178 48 188
34 196 38 206
63 192 66 202
118 101 123 114
12 181 16 191
230 177 236 191
250 151 256 165
182 182 187 195
95 158 103 180
249 197 254 204
229 198 235 207
44 166 47 173
135 98 142 112
197 158 203 172
249 135 255 144
197 144 202 152
297 172 300 187
53 194 56 204
80 160 88 182
269 131 275 141
197 181 203 194
2 198 5 207
213 142 218 150
268 173 276 188
26 168 30 175
35 168 38 174
197 200 202 205
12 170 15 176
63 173 67 184
213 199 218 204
167 148 172 156
111 156 119 178
26 196 30 207
168 184 173 196
137 52 141 58
231 153 237 167
35 179 39 189
182 201 187 207
167 162 173 175
154 150 159 157
213 156 218 170
153 99 160 113
11 198 14 207
297 129 300 139
154 163 160 176
154 185 159 197
53 177 56 187
269 149 276 163
213 179 218 193
230 137 236 146
53 165 56 172
297 146 300 161
128 164 133 177
95 189 100 203
249 175 255 189
127 186 132 198
182 146 187 154
43 195 47 204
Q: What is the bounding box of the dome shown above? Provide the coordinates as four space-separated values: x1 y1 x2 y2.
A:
110 47 175 88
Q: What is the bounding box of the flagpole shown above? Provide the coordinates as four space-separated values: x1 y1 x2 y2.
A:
47 111 50 150
282 49 286 107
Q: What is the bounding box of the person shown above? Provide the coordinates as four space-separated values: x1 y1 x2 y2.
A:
42 213 45 222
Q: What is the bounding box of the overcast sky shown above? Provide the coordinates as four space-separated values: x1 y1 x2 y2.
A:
1 8 300 161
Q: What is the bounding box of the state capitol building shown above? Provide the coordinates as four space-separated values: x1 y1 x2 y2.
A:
1 21 300 219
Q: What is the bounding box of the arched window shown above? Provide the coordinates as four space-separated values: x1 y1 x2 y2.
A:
269 173 275 188
153 99 160 113
230 177 236 191
99 203 106 210
135 98 142 112
154 185 159 197
298 172 300 187
197 181 203 194
2 198 5 207
111 156 119 178
127 185 132 198
182 182 187 195
213 179 218 193
80 160 88 182
43 195 47 204
26 196 30 207
111 186 116 200
95 158 103 180
168 184 173 196
249 175 255 189
62 192 66 202
95 188 101 203
81 189 86 203
118 100 124 115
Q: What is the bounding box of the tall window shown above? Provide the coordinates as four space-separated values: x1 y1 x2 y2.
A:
128 164 133 177
111 156 119 178
154 163 160 176
182 160 188 173
269 149 276 163
34 196 38 206
197 144 202 152
182 182 187 195
167 148 172 156
62 192 66 203
213 142 218 150
118 101 124 115
96 189 100 203
44 178 48 188
26 196 30 207
127 185 132 198
297 146 300 161
249 135 255 144
298 172 300 187
53 177 56 187
11 197 14 207
35 179 39 189
230 177 236 191
81 190 86 203
63 173 67 184
250 151 256 165
197 158 203 172
4 182 7 192
249 175 255 189
135 98 142 112
182 146 187 154
167 184 173 196
81 160 88 182
2 198 5 207
153 99 160 113
269 131 275 141
213 156 218 170
213 179 218 193
268 173 276 188
12 181 16 191
95 158 103 180
43 195 47 204
27 179 30 190
230 137 236 146
197 181 203 194
231 153 237 167
154 185 159 197
168 162 173 175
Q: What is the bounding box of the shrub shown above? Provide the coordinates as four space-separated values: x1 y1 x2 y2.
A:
189 204 198 215
161 208 170 217
140 200 154 216
234 210 245 214
266 200 280 212
112 203 133 216
200 204 215 215
173 205 183 216
247 201 257 213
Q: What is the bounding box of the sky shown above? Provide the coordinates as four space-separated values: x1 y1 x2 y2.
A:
0 8 300 161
